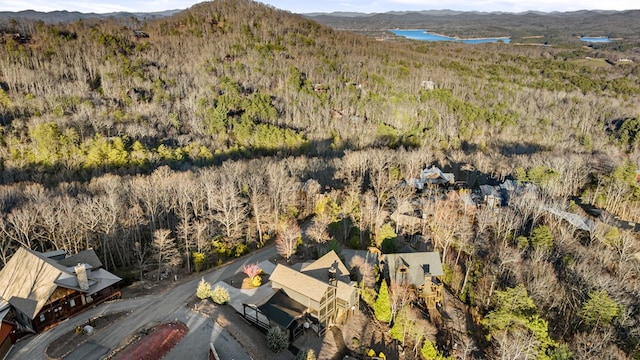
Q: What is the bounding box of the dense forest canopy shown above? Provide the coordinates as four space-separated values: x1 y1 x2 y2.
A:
0 0 639 358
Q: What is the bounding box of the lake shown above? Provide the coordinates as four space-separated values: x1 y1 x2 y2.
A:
390 29 511 44
580 36 611 43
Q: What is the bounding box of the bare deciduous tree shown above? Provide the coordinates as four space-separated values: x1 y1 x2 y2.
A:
348 254 375 288
206 171 247 247
152 229 181 281
276 218 301 262
389 283 416 323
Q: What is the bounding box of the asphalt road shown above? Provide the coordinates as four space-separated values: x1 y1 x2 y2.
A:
8 244 278 360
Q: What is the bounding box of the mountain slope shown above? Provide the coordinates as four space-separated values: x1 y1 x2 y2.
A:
0 1 639 359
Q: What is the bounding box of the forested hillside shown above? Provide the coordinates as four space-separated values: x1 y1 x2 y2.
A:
0 0 639 358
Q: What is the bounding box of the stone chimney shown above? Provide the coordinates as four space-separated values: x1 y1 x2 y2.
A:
328 266 337 286
75 263 90 291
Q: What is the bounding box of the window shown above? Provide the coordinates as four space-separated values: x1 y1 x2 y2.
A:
69 299 76 307
39 313 46 322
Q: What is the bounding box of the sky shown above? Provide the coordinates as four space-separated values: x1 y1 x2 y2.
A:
0 0 638 14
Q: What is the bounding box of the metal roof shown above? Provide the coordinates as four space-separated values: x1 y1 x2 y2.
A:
257 290 307 329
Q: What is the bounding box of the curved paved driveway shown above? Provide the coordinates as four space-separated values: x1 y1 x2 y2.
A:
8 245 277 360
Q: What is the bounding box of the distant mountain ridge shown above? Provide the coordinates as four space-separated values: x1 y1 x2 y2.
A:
304 8 640 42
0 9 181 24
1 5 638 43
0 7 627 24
303 9 622 17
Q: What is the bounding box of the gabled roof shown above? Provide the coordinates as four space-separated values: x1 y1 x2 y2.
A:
55 272 96 292
42 249 66 261
420 166 455 184
0 299 12 321
8 297 38 319
58 249 103 269
382 252 444 287
301 250 350 283
336 281 358 304
270 264 329 303
86 268 121 294
0 247 121 319
0 248 68 319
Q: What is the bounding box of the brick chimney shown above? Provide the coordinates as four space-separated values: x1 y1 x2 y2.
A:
75 263 90 291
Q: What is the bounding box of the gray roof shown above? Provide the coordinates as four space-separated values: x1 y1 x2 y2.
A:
86 268 121 295
9 297 38 319
420 166 455 185
0 247 120 319
58 249 103 269
257 290 307 329
382 252 444 287
0 299 11 321
42 249 66 260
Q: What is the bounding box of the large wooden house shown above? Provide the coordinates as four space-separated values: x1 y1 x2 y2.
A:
242 251 359 341
0 247 121 334
380 251 444 309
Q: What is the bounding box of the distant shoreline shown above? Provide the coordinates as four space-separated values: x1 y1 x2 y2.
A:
389 29 510 42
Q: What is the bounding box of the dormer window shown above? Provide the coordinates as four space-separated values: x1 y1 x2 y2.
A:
422 264 431 275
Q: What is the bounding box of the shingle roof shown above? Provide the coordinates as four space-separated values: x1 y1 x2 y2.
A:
0 248 67 318
58 249 103 269
301 250 350 283
382 252 444 287
86 268 121 295
0 247 120 319
8 297 38 319
270 264 329 302
336 281 357 304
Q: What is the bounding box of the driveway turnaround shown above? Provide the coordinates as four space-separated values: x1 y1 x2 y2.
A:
8 245 278 360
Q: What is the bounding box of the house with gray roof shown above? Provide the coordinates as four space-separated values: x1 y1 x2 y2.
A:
0 247 121 333
380 251 444 309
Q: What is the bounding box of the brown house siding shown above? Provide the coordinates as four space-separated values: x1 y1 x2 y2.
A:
0 320 15 360
32 286 121 332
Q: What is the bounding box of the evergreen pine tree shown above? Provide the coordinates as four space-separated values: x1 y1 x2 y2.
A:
374 281 391 323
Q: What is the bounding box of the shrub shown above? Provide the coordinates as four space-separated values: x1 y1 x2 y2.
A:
351 336 360 348
242 263 262 279
211 285 230 305
360 286 377 307
296 349 316 360
196 277 212 299
421 339 438 359
211 237 230 258
266 327 289 353
234 243 249 257
192 252 206 273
